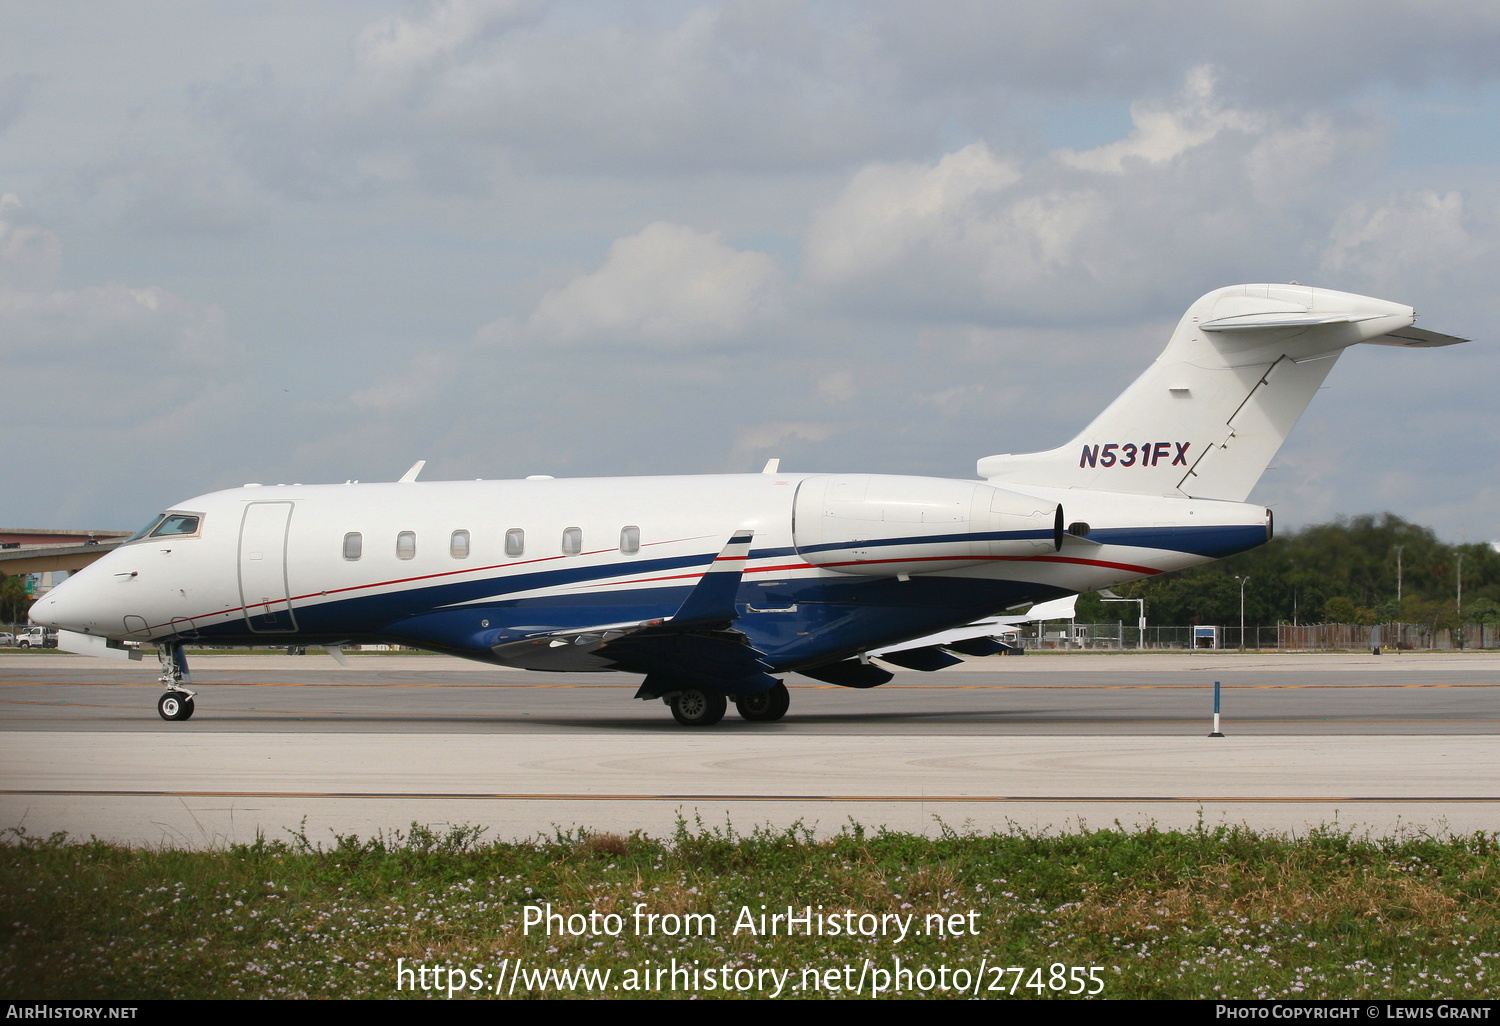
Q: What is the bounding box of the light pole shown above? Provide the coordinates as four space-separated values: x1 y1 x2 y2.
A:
1236 575 1251 651
1457 550 1464 616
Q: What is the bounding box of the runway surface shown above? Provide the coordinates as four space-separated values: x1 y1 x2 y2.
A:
2 650 1498 845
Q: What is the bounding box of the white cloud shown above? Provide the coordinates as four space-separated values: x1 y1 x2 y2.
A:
803 67 1381 323
350 0 546 100
1058 67 1263 172
349 351 462 413
0 193 229 362
0 194 60 290
729 419 841 466
76 154 270 237
1321 190 1494 289
520 221 784 349
804 142 1022 290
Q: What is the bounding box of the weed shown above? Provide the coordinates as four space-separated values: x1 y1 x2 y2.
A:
3 821 1498 999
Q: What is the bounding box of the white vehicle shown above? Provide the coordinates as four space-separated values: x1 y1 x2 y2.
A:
0 632 15 647
17 626 57 649
32 284 1464 725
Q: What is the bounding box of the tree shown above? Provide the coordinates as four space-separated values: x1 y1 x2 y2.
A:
1080 514 1500 629
0 573 33 624
1322 596 1376 625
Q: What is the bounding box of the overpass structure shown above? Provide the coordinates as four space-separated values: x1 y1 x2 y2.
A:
1 529 131 576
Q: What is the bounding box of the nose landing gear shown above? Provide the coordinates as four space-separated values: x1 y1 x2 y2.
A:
157 691 195 721
156 642 197 721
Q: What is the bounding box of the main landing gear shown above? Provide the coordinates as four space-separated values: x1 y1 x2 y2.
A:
669 688 727 726
665 681 790 726
734 682 790 723
156 642 197 722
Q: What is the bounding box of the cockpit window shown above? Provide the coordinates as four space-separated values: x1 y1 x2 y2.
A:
151 514 201 537
129 513 202 543
127 515 169 543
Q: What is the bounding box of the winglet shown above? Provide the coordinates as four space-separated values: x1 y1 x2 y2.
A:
668 530 754 626
398 460 426 483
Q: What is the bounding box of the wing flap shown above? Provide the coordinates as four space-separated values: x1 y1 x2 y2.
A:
876 646 965 671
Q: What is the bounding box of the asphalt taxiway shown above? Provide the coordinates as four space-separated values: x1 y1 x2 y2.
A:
2 651 1497 845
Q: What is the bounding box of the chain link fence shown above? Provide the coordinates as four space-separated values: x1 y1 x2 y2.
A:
1019 622 1500 651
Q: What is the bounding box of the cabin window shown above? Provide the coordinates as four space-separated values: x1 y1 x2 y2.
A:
620 525 640 554
450 530 470 559
561 526 582 556
505 529 524 557
397 531 416 559
343 532 362 560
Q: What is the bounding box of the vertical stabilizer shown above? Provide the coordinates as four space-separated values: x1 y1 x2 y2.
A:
977 284 1463 502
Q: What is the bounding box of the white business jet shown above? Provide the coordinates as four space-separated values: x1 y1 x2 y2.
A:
32 284 1464 726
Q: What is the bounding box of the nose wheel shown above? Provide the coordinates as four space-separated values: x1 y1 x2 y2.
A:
157 692 195 721
156 642 198 722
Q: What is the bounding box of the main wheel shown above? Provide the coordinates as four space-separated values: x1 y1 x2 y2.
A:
669 688 727 727
157 693 195 721
735 682 790 722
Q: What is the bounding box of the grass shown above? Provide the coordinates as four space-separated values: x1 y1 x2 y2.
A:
3 819 1498 999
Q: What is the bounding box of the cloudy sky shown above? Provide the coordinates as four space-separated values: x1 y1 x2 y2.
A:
3 1 1496 542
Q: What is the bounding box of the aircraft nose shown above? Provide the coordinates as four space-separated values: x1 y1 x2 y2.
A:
29 571 100 633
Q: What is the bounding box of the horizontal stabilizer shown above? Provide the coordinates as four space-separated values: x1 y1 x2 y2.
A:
1200 311 1357 331
1369 326 1468 348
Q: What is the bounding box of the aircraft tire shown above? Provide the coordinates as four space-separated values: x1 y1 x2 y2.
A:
669 688 727 727
735 682 790 722
157 693 195 722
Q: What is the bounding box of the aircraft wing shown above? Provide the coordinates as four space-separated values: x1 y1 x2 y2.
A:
488 530 777 695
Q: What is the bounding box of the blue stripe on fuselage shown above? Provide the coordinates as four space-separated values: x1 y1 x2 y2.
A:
756 522 1265 560
1083 524 1267 558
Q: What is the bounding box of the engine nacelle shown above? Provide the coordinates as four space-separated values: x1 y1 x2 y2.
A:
791 474 1061 576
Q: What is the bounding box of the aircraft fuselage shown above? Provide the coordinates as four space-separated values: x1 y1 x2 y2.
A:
37 472 1268 672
